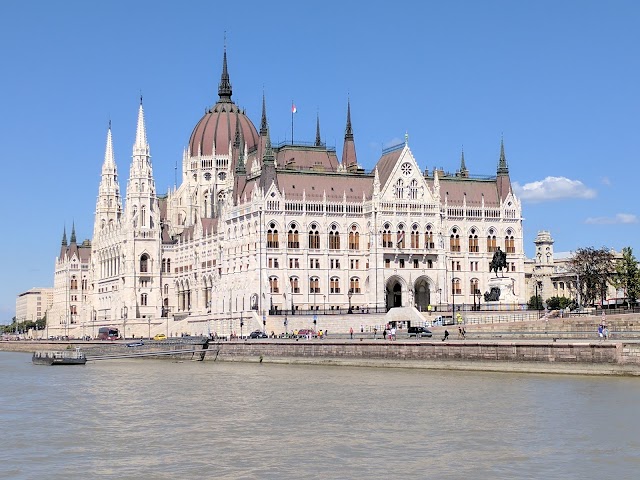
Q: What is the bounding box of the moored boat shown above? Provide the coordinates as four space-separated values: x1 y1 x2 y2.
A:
32 349 87 365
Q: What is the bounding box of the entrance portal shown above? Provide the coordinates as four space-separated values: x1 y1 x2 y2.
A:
414 278 431 311
386 281 403 310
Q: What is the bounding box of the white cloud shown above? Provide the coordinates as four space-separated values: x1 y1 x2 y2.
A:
585 213 638 225
383 137 404 149
601 176 611 186
513 176 596 203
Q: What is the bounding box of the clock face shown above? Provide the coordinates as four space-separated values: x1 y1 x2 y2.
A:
401 162 412 176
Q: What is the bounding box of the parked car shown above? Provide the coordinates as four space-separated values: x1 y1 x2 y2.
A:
153 333 167 341
126 341 144 347
248 330 268 339
408 326 433 338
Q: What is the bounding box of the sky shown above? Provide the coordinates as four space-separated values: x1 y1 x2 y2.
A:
1 0 639 322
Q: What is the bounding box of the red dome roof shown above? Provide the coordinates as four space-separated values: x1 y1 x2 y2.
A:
188 103 259 157
188 49 259 157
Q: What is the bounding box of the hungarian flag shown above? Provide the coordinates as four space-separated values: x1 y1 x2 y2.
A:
292 103 297 113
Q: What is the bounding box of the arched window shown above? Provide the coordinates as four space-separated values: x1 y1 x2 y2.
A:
308 224 320 249
167 259 171 273
450 229 460 252
267 223 279 249
348 225 359 250
140 254 149 273
396 224 406 249
382 223 393 248
425 225 434 249
141 205 146 227
470 278 480 294
141 293 148 306
330 276 340 294
410 224 420 249
290 276 300 294
269 276 279 293
505 233 515 253
288 225 299 249
164 284 169 295
309 277 320 294
409 179 418 200
329 225 340 250
469 229 479 253
452 278 462 295
350 277 361 294
487 229 497 252
395 179 404 199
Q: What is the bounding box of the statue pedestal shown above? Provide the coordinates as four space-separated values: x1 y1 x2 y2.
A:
486 276 517 303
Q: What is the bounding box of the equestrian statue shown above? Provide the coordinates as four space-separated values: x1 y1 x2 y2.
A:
489 246 507 277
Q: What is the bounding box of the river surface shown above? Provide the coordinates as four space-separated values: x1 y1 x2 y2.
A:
1 351 639 479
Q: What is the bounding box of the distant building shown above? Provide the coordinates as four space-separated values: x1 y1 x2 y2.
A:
47 48 526 338
524 230 623 307
15 287 53 323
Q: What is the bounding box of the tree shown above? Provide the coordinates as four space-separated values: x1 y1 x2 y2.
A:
528 295 543 310
568 247 615 307
546 296 574 311
614 247 640 305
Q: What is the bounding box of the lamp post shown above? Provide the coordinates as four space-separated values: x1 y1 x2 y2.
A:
438 288 442 311
452 278 455 314
535 283 541 319
148 317 151 340
284 315 288 335
121 306 128 339
348 288 353 314
240 311 244 338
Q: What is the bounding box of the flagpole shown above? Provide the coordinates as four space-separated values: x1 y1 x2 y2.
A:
291 101 294 145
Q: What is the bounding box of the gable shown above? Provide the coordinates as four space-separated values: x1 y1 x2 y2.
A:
379 146 435 204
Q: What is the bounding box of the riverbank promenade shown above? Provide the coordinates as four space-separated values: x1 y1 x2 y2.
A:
5 312 640 375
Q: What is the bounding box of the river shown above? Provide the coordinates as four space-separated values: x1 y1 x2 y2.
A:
1 351 639 479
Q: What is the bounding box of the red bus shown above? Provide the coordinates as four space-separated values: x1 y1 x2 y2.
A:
97 327 119 340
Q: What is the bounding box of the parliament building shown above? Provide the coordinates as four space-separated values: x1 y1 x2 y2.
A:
47 49 525 338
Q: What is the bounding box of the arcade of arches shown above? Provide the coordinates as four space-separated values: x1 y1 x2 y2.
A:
385 276 432 311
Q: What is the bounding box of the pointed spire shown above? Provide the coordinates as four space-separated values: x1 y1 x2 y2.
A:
315 113 322 146
218 45 233 103
233 110 241 148
134 97 148 153
236 124 246 175
497 136 509 175
459 147 468 177
61 226 67 246
345 98 353 139
341 98 358 167
263 126 275 164
260 91 268 136
104 121 115 169
70 222 77 244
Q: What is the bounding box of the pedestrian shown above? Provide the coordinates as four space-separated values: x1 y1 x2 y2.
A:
349 327 353 339
458 326 463 339
603 326 609 340
461 327 466 339
373 327 378 339
597 324 603 341
360 324 364 333
391 326 396 341
442 329 449 342
383 328 387 340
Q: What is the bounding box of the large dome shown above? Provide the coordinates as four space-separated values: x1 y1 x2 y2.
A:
188 50 259 157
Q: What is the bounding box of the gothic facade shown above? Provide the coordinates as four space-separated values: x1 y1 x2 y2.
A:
48 50 526 338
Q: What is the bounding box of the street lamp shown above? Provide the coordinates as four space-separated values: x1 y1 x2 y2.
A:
348 288 353 314
452 278 455 314
121 306 128 339
148 317 151 340
284 315 288 335
240 311 244 338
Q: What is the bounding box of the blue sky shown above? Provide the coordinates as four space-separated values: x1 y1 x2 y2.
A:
1 0 638 322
